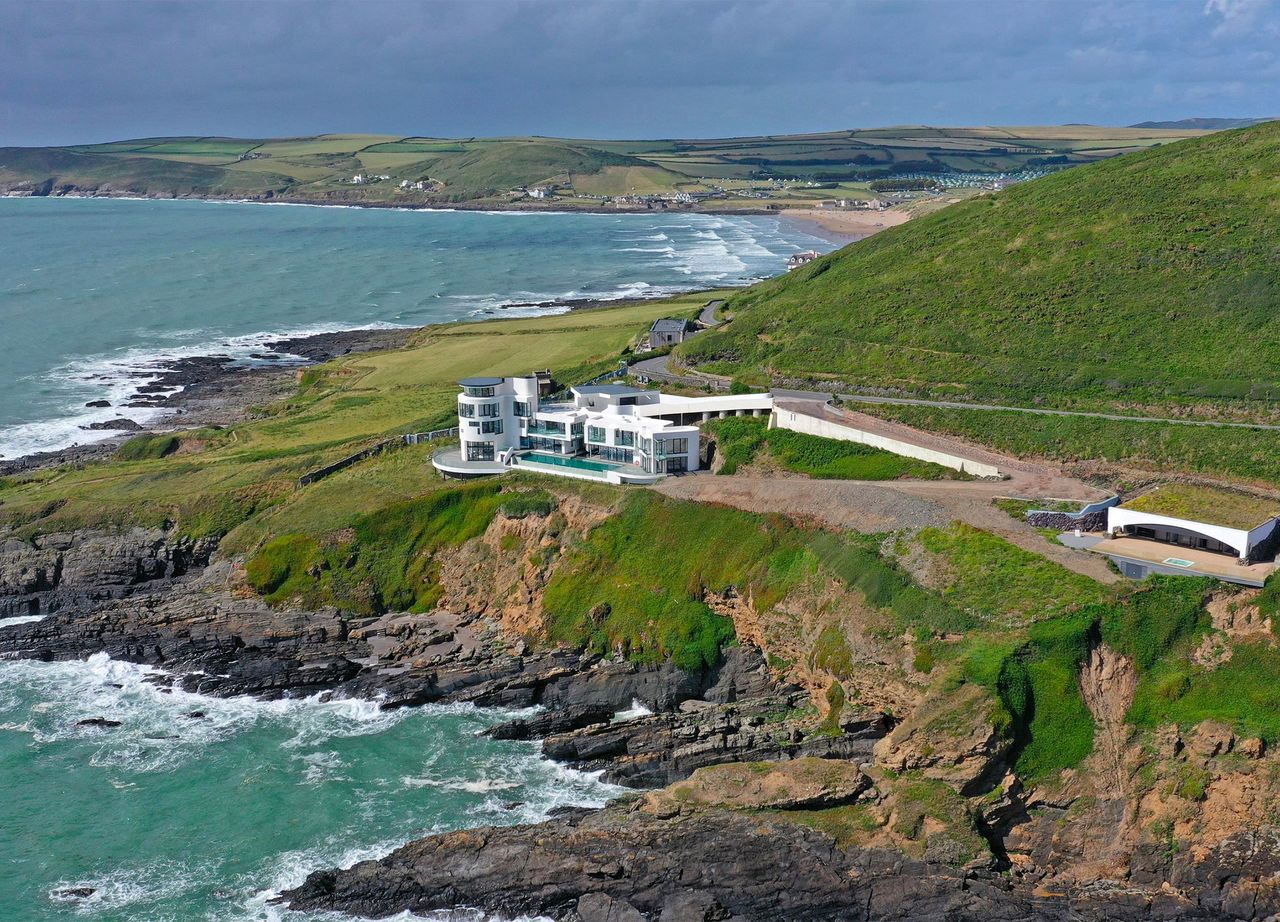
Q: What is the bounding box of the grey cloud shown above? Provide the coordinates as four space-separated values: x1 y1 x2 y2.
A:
1 0 1276 146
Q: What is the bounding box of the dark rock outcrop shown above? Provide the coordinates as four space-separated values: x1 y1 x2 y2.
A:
537 693 885 787
82 418 143 432
0 526 217 619
280 801 1280 921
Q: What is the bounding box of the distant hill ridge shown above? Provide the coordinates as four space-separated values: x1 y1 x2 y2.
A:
678 121 1280 411
1130 117 1277 130
0 124 1218 206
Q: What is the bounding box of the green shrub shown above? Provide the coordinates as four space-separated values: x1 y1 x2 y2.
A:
812 626 854 677
1130 643 1280 742
704 415 955 480
918 523 1110 624
1257 575 1280 629
246 534 321 603
810 532 975 635
1100 577 1211 669
860 404 1280 487
243 482 505 614
963 611 1096 782
498 490 557 519
542 492 785 670
764 428 953 480
115 433 180 461
704 416 768 475
821 682 847 733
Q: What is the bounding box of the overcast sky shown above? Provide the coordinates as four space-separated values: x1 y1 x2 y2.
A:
3 0 1278 146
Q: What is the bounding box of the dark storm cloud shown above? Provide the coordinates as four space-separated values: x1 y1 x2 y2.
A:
2 0 1277 145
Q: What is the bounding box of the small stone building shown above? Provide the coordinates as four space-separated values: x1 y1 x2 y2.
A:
647 318 699 350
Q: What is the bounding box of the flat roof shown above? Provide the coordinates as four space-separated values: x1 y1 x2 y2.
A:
1119 484 1280 531
458 376 503 387
572 384 647 396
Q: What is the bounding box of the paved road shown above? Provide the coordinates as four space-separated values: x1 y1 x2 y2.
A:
698 299 726 327
629 299 728 386
770 388 1280 432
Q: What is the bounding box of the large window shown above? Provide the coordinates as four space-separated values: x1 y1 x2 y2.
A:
614 429 635 447
458 401 476 418
587 426 606 444
463 385 496 398
665 437 688 455
481 419 503 434
466 441 495 461
526 436 567 453
478 403 500 418
513 400 531 417
665 456 688 473
600 447 634 464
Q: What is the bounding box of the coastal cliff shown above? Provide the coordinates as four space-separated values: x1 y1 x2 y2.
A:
7 497 1280 921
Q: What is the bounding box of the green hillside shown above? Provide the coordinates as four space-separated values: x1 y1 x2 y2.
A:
680 122 1280 412
407 140 647 200
0 147 288 196
0 125 1210 208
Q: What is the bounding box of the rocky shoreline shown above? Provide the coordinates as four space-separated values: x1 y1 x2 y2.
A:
7 523 1280 921
0 291 679 477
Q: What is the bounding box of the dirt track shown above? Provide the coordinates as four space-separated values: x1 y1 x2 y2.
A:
654 424 1122 586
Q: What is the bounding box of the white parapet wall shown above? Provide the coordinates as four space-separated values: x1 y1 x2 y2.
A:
768 404 1003 478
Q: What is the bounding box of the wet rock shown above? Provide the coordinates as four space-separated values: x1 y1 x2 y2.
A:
51 886 97 901
85 399 111 408
280 802 1280 922
541 692 885 788
81 417 143 431
487 704 616 741
76 717 123 728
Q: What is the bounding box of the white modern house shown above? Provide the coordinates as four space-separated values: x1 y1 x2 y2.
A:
433 375 771 484
1090 483 1280 585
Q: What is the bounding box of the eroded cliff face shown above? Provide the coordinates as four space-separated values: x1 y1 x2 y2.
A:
10 509 1280 921
0 525 217 618
436 494 613 637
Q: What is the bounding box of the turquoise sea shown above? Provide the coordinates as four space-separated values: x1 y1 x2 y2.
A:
0 651 623 921
0 197 830 920
0 197 832 459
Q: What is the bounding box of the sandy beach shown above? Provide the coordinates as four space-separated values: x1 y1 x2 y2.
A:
782 207 911 242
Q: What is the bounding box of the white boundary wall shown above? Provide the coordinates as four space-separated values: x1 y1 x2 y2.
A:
768 406 1003 478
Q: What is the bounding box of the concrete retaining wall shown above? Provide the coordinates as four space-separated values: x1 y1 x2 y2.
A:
768 406 1003 478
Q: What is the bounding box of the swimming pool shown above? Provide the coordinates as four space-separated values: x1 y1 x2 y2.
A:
522 452 619 473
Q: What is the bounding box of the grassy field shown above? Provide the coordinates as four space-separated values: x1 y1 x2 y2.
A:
704 415 955 479
0 295 707 542
679 122 1280 416
5 279 1273 788
2 124 1212 205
